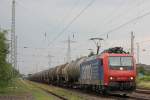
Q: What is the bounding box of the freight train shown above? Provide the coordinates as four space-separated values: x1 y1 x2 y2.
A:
28 47 136 94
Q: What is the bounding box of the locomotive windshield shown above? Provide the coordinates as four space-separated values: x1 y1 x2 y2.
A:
109 56 133 70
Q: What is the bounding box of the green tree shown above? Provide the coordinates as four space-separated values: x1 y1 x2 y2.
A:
137 66 145 75
0 30 18 88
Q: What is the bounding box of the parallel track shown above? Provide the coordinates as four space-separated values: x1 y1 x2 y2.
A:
135 89 150 94
129 96 150 100
110 93 150 100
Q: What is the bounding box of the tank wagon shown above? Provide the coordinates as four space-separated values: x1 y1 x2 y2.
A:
28 47 136 94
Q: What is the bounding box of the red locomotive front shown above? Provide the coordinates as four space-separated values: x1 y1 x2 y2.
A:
102 53 136 92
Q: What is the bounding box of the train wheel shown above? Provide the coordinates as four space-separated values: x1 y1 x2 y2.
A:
122 94 127 97
101 88 109 95
102 90 107 95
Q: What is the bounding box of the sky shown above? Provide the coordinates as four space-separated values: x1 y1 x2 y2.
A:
0 0 150 75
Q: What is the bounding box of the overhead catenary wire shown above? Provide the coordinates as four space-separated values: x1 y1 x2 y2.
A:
99 9 150 37
102 0 149 29
98 3 150 50
16 0 95 56
61 0 142 57
65 1 138 56
49 0 96 45
96 0 150 40
54 0 81 30
99 0 149 50
69 0 150 52
15 0 149 62
97 0 128 27
47 0 81 54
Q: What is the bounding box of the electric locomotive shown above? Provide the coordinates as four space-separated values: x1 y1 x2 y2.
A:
79 47 136 93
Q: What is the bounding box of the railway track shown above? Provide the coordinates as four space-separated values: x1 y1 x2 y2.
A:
109 93 150 100
64 86 150 100
127 89 150 100
34 82 150 100
56 86 150 100
128 93 150 100
39 87 68 100
135 88 150 94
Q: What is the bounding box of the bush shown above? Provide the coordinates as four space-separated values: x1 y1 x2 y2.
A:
145 71 150 76
137 66 145 75
0 31 18 88
139 75 150 81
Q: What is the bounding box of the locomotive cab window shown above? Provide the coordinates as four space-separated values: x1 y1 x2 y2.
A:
109 56 133 70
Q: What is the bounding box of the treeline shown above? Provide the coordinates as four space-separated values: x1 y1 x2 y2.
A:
0 30 18 88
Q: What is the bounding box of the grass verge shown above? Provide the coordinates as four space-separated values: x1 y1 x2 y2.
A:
137 76 150 89
27 81 85 100
0 78 57 100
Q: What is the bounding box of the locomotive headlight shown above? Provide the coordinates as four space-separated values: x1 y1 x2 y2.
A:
130 77 134 80
110 77 113 80
120 67 123 71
